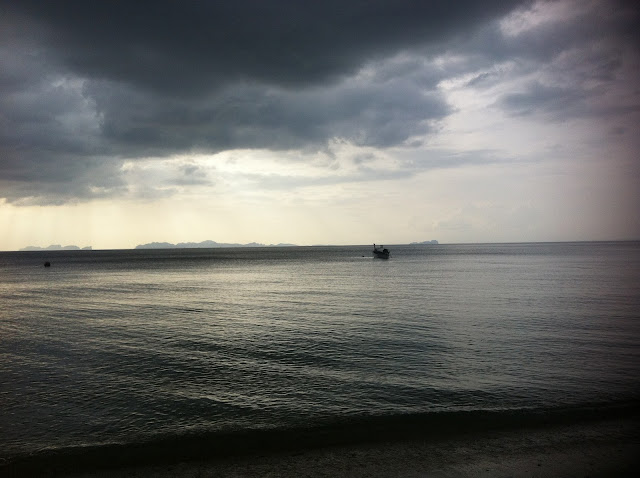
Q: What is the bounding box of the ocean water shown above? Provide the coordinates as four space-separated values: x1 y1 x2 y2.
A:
1 242 639 463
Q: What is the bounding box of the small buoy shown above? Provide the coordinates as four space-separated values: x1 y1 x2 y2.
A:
44 262 51 267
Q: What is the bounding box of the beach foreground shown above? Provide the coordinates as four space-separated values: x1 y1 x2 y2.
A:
5 415 637 477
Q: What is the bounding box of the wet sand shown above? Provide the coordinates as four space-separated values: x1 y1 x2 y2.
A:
8 415 633 478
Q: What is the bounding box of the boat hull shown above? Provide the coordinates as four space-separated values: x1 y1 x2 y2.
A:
373 250 390 259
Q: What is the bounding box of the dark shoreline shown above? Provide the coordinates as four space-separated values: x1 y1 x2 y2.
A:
3 405 638 477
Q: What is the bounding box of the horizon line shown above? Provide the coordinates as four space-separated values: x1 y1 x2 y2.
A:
5 238 640 253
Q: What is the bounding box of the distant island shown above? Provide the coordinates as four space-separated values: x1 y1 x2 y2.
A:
19 240 436 251
135 240 297 249
20 244 92 251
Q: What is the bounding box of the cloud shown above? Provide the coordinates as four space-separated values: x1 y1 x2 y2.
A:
7 1 521 94
1 0 639 206
466 0 640 121
89 73 450 153
497 80 588 117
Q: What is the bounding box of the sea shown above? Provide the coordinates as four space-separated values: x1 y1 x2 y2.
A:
1 242 639 469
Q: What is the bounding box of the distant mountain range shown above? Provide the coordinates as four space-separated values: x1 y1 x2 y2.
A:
20 245 92 251
19 240 437 251
135 240 297 249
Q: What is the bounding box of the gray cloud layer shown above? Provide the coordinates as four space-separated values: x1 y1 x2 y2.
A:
1 0 638 204
7 1 521 93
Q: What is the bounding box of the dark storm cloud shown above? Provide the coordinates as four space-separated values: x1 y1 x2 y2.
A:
1 0 638 204
1 0 525 203
7 0 522 94
88 76 449 154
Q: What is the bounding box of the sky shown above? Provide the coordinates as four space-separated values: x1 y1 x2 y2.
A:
1 0 639 250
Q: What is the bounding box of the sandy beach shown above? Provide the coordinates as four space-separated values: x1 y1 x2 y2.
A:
4 415 636 478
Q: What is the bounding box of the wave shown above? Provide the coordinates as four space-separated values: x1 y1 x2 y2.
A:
3 401 638 476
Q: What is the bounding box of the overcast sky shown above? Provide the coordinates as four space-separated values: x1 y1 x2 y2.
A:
1 0 639 250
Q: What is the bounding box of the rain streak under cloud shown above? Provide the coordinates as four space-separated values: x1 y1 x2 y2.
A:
0 0 639 249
